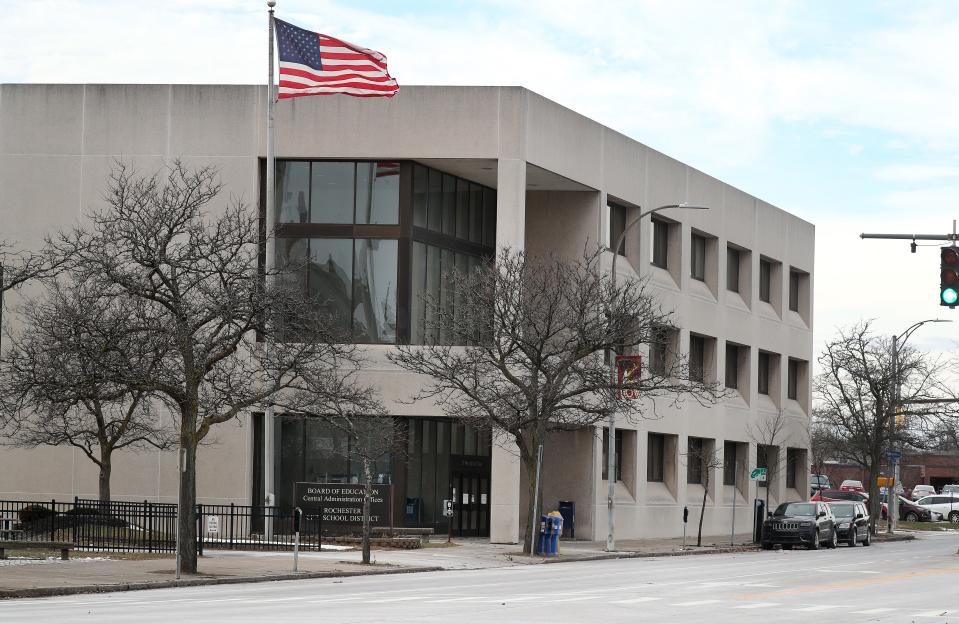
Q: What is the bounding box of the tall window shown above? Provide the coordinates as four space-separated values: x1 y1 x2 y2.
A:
691 234 706 281
651 219 669 268
687 437 705 484
758 351 770 395
727 247 740 292
786 448 800 489
723 441 738 486
649 326 673 377
788 358 802 400
759 259 772 303
689 334 705 382
609 202 627 256
602 428 624 481
725 343 739 390
789 270 801 312
647 433 665 482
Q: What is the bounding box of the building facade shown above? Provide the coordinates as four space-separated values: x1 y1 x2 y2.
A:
0 84 815 542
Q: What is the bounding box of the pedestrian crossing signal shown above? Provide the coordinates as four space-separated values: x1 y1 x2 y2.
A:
941 247 959 307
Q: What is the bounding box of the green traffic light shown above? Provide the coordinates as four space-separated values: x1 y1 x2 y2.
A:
943 287 959 306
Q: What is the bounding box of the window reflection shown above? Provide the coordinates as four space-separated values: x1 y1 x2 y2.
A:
353 239 398 344
276 161 310 224
310 162 354 223
356 162 400 224
308 238 353 337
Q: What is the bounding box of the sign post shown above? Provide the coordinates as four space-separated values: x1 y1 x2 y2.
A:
293 507 302 572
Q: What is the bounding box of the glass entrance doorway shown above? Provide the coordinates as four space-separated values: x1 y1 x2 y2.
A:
448 454 491 537
450 471 490 537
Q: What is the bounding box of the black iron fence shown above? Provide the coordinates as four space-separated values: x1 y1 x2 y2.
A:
0 499 323 553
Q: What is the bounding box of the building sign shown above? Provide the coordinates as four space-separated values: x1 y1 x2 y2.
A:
294 482 392 527
616 355 643 400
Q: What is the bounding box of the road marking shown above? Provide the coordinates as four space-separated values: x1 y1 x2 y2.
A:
671 599 722 607
735 603 780 609
550 595 601 602
364 597 424 604
425 597 487 603
852 608 898 614
795 605 841 611
611 597 661 604
914 610 954 618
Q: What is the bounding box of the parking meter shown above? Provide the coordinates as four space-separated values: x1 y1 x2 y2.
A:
683 506 689 523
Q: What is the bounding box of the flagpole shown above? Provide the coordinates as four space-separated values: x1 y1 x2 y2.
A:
266 0 276 275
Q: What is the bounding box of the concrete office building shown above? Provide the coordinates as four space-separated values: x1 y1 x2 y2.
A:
0 84 814 543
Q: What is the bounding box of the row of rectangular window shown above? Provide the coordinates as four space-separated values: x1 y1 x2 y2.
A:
638 215 808 313
276 161 400 225
604 431 803 489
648 330 806 400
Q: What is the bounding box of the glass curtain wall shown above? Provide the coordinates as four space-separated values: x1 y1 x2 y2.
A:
273 415 395 510
271 160 494 345
405 417 491 535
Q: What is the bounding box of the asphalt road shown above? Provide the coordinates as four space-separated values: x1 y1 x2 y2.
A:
3 532 959 623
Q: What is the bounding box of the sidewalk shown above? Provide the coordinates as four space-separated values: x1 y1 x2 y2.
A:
0 530 916 599
0 553 439 599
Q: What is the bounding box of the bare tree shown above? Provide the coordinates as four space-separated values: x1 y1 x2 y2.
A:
814 321 945 532
0 279 174 501
0 240 71 352
54 161 363 573
683 444 723 547
390 248 726 553
747 408 792 511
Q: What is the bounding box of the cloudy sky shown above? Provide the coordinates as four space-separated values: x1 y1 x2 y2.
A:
3 0 959 357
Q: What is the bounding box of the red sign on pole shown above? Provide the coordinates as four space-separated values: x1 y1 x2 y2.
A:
616 355 642 400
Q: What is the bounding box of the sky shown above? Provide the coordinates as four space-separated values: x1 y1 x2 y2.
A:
2 0 959 360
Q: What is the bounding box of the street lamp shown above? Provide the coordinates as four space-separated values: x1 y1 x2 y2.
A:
606 202 709 552
887 318 951 534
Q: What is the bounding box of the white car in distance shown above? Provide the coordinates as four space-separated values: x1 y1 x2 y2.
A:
911 484 936 500
915 494 959 523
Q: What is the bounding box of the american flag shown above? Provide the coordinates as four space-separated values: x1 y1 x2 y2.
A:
274 18 399 99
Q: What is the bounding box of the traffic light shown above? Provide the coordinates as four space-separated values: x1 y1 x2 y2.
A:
941 246 959 307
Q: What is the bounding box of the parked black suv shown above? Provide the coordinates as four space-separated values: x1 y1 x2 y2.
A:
827 502 871 547
762 501 837 550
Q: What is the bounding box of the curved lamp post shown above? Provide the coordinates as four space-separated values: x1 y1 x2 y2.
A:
606 202 708 552
887 318 951 534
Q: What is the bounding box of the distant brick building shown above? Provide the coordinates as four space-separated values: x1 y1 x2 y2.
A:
820 451 959 494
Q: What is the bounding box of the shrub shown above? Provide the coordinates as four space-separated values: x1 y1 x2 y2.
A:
18 504 55 523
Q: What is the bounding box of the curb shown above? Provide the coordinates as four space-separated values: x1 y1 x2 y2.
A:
537 544 762 564
871 533 915 543
0 565 444 601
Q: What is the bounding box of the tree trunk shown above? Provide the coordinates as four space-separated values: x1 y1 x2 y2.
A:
520 437 541 555
362 458 373 565
177 433 198 574
98 456 112 504
866 453 881 534
697 472 708 547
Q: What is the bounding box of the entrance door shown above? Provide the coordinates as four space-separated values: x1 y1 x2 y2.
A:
451 473 490 537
